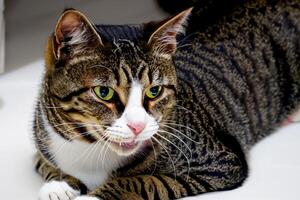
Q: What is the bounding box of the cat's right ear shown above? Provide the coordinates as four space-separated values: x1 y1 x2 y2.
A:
50 9 103 62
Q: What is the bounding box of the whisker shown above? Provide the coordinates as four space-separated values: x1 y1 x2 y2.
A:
48 132 91 161
152 136 177 179
155 133 191 178
150 139 158 175
67 130 110 171
101 135 112 167
96 132 110 170
157 129 193 156
159 123 201 144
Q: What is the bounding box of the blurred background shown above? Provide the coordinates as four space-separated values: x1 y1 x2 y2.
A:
0 1 300 200
3 0 166 73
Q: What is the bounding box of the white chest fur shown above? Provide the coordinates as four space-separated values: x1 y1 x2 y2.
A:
42 114 125 190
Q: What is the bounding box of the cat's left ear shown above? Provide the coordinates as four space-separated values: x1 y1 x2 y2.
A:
146 8 192 59
52 9 103 61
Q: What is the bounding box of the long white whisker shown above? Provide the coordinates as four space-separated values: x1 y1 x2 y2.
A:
157 129 193 157
155 133 191 178
96 132 110 171
150 139 158 175
101 136 112 168
152 136 177 179
48 132 90 161
159 123 201 144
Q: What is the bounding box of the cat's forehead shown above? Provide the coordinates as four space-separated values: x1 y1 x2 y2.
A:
64 40 163 90
57 24 174 87
96 25 149 78
112 39 145 65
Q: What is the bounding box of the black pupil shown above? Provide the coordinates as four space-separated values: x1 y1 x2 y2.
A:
150 86 159 96
100 87 109 97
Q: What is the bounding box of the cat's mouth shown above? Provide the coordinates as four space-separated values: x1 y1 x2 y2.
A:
109 139 149 156
113 140 139 149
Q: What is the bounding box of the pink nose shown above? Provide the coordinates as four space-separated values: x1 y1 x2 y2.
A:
127 123 145 135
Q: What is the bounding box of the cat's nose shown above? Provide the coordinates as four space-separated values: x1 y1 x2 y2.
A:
127 122 145 135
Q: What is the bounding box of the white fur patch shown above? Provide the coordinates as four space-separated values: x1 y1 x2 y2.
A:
107 81 159 142
41 109 125 190
39 181 80 200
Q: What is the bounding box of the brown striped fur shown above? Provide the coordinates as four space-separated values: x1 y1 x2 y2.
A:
34 1 300 199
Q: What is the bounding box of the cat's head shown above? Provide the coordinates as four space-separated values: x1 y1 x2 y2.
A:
43 8 191 156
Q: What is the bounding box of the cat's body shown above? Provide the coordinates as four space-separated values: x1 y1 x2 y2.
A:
34 1 300 200
174 0 300 149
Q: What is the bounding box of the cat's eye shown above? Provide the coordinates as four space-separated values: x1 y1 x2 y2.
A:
145 86 162 99
93 86 115 101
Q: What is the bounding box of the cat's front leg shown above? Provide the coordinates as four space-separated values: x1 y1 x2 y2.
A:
73 144 247 200
35 154 87 200
75 174 210 200
73 194 141 200
75 174 218 200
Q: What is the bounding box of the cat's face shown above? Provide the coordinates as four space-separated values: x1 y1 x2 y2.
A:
43 9 191 156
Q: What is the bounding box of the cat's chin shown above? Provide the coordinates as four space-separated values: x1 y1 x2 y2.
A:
109 140 149 156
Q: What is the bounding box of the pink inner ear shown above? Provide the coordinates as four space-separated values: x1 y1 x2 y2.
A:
56 12 83 43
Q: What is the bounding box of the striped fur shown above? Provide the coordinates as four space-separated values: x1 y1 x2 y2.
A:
34 1 300 200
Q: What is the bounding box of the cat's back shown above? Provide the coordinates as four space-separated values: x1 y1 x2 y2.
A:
173 0 300 148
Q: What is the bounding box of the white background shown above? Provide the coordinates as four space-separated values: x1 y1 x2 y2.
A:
1 0 299 199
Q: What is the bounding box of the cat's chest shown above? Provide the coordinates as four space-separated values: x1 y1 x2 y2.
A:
44 119 125 190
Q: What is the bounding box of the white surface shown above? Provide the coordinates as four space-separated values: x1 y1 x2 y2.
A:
0 60 300 200
1 0 300 199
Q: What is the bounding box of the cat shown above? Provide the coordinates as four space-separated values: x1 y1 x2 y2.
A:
34 0 300 199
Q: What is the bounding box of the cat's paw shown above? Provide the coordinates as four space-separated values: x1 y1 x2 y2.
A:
74 196 100 200
39 181 80 200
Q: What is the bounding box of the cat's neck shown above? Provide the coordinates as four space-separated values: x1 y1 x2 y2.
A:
40 107 126 190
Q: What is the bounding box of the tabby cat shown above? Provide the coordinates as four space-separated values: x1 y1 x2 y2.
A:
34 0 300 199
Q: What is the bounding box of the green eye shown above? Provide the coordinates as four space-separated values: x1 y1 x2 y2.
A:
93 86 114 101
145 86 162 99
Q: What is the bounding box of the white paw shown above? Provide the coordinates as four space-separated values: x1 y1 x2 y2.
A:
39 181 80 200
74 196 100 200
